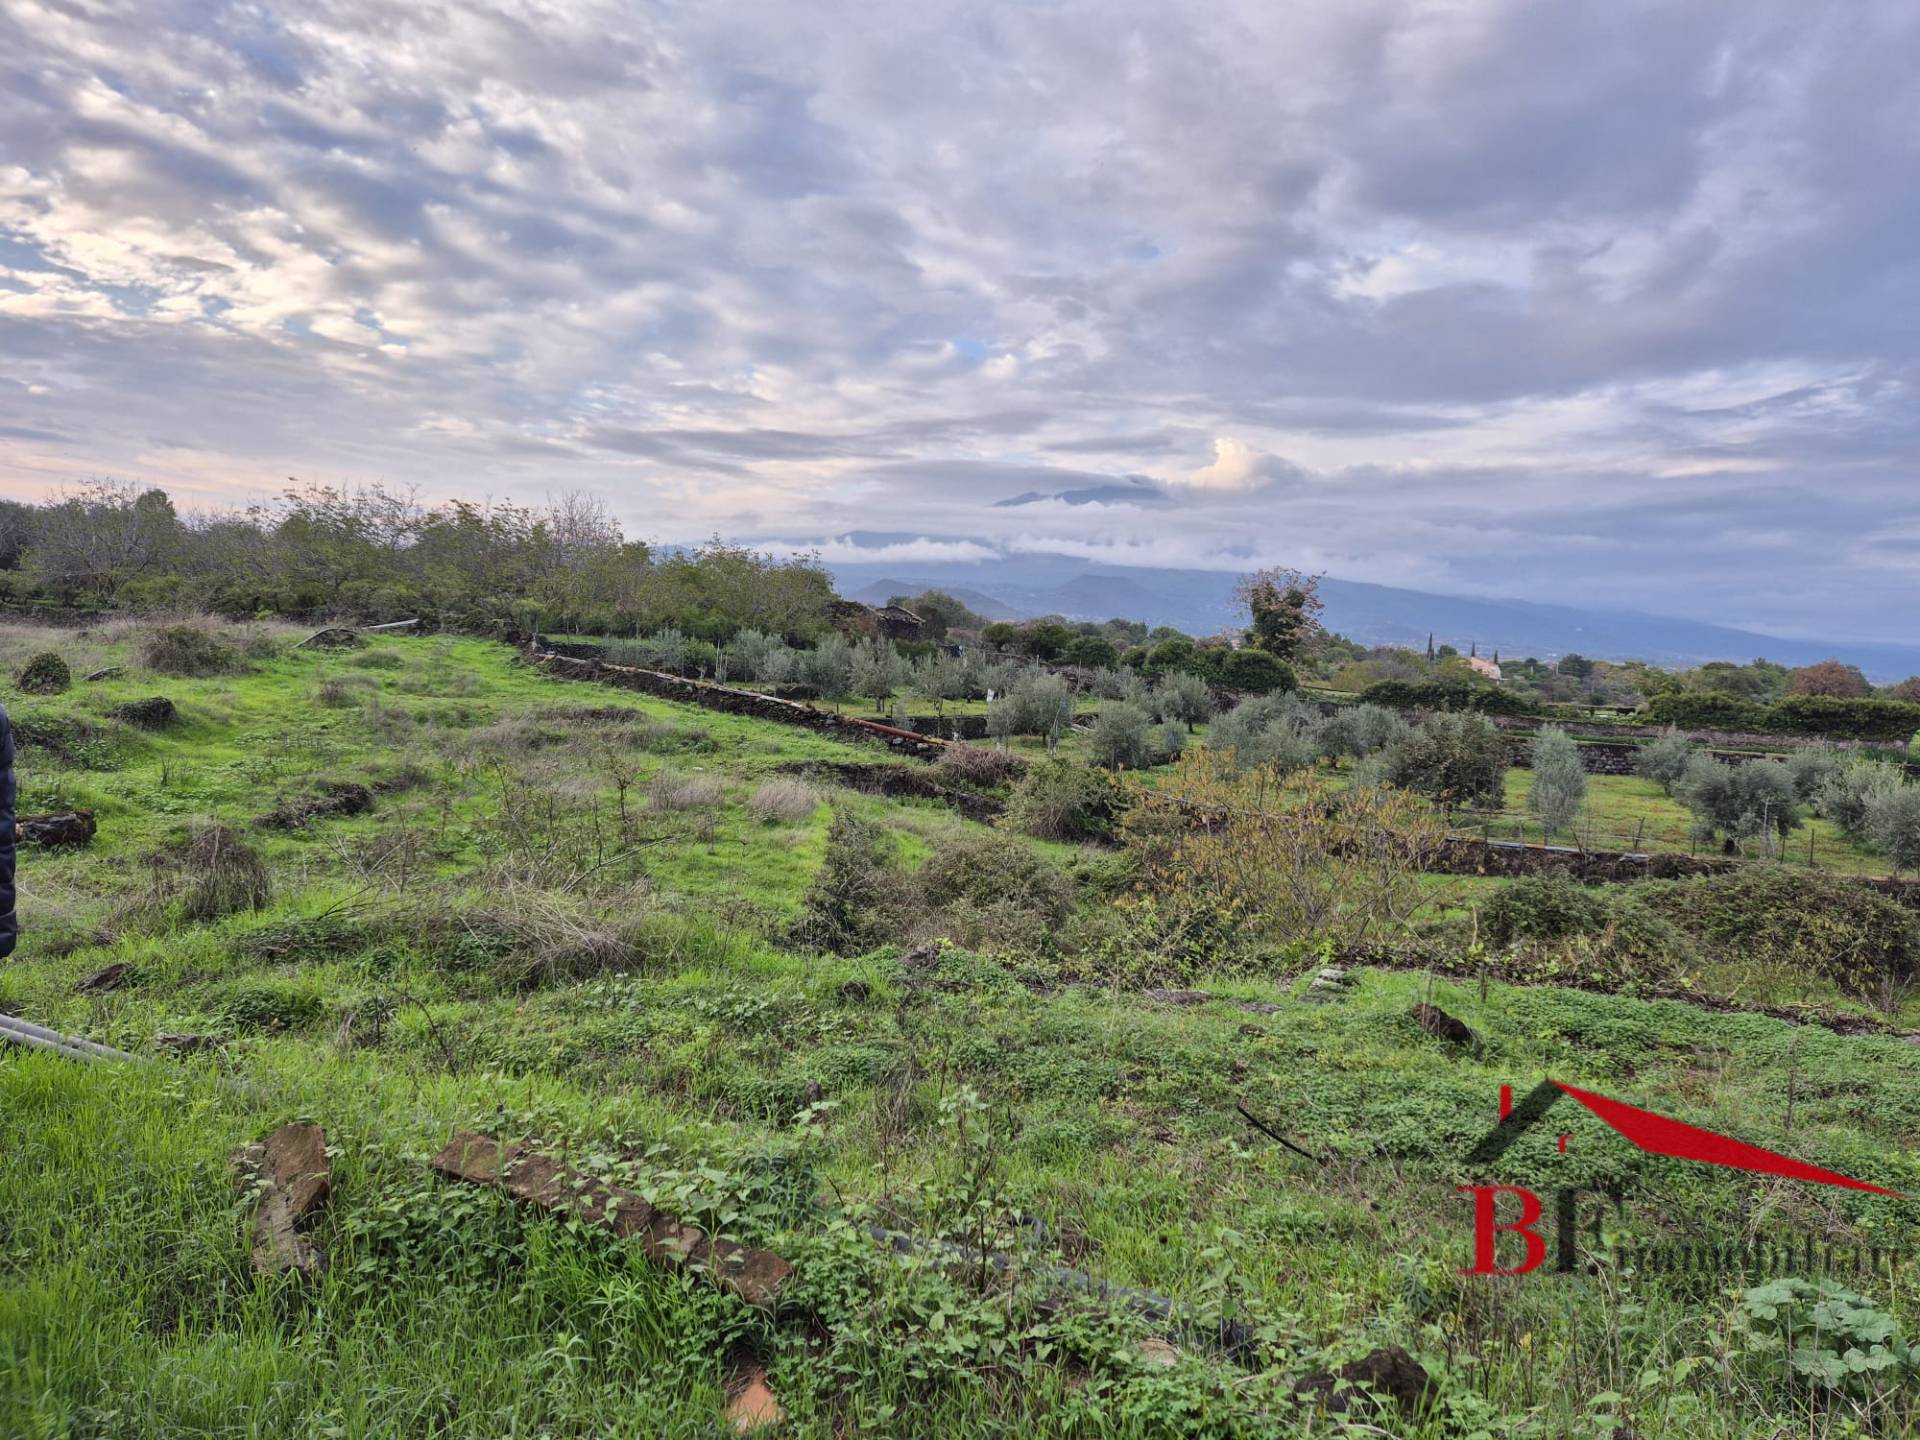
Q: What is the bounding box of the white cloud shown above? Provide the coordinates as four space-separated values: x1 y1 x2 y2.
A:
0 0 1917 637
762 536 1001 565
1163 437 1304 493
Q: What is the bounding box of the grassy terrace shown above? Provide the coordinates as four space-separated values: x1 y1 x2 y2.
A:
1481 769 1892 875
2 624 1918 1437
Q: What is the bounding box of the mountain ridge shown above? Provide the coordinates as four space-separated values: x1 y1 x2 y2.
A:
828 555 1920 678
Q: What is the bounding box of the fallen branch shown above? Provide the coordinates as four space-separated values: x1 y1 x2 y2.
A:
1234 1101 1326 1165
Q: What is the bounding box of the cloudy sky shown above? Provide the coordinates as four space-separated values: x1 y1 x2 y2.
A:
2 0 1916 640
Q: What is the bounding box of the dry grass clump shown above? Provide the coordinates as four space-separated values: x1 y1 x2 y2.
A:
0 623 118 677
648 770 724 811
315 674 379 708
932 744 1023 789
747 778 819 824
464 714 551 756
147 824 273 921
419 881 658 988
140 623 245 677
539 706 715 754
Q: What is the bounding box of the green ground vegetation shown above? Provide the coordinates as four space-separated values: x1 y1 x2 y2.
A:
2 619 1919 1438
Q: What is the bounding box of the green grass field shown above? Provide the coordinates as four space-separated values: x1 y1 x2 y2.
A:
1486 769 1892 875
3 622 1918 1438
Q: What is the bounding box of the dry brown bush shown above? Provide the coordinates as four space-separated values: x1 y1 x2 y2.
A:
747 778 819 823
648 770 724 811
932 744 1023 789
148 824 272 921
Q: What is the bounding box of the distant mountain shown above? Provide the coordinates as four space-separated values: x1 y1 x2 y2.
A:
845 579 1023 621
822 552 1920 679
992 478 1173 508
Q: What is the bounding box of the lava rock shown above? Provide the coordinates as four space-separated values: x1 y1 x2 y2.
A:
112 696 178 729
1410 1002 1478 1047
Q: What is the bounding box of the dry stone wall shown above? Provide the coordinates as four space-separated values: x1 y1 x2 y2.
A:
526 646 952 761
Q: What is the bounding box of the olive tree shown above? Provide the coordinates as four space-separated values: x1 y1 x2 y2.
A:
1087 702 1158 770
1526 726 1587 841
1632 728 1694 794
1152 671 1214 733
1866 786 1920 874
1676 754 1801 852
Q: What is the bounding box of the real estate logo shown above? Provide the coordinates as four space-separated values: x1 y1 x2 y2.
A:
1459 1079 1901 1277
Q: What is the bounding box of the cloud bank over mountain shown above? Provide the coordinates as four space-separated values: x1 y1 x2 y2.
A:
2 0 1917 641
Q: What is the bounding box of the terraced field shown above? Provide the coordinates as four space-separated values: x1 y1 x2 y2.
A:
3 622 1918 1439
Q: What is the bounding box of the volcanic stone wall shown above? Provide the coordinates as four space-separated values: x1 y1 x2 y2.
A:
527 648 951 761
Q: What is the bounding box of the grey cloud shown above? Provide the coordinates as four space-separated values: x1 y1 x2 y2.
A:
0 0 1916 641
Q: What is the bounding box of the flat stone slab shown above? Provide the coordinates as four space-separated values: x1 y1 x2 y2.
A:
723 1365 786 1433
431 1131 793 1309
244 1123 330 1276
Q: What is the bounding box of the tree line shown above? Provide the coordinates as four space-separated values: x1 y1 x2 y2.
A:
0 480 836 640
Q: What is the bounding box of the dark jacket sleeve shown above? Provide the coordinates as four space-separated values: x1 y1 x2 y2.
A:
0 705 14 960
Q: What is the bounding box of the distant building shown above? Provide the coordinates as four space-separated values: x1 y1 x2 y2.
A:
1467 654 1503 683
827 599 925 642
873 605 925 640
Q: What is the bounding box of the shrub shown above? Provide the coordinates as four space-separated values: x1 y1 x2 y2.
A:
235 626 284 661
932 744 1023 789
1113 753 1444 971
1865 785 1920 874
141 624 243 677
1633 728 1695 793
1060 634 1119 669
917 832 1075 929
1003 756 1129 842
792 808 893 954
1732 1279 1910 1397
1380 711 1508 807
1216 647 1295 695
1820 756 1905 840
1647 867 1920 993
1481 872 1690 974
1768 694 1920 742
15 651 70 695
1086 702 1158 770
1640 691 1769 732
1526 726 1587 839
648 770 724 811
1360 679 1539 716
1675 754 1801 847
747 779 819 824
215 981 325 1033
111 696 178 730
